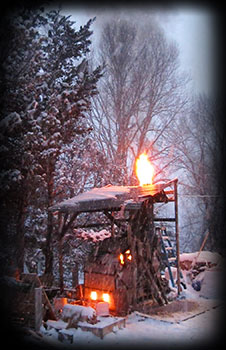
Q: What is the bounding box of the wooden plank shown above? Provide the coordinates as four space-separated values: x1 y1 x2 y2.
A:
153 218 176 222
174 179 181 295
35 288 43 331
77 316 126 339
47 317 126 340
49 182 177 214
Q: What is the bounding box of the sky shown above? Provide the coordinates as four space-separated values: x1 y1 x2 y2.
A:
161 8 214 95
58 4 215 96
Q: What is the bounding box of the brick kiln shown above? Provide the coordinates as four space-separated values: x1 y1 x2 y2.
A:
50 178 181 316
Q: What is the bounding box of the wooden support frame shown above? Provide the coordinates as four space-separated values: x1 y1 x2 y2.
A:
152 179 181 295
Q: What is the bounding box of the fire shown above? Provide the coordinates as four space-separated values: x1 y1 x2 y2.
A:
136 153 154 186
119 253 125 265
125 249 132 261
90 291 97 300
119 249 132 265
102 293 110 303
90 291 110 304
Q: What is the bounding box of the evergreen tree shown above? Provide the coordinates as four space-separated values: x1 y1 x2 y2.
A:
0 7 102 279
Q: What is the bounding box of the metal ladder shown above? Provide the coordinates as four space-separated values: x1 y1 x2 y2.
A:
159 227 186 289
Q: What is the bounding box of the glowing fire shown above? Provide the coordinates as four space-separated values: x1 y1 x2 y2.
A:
119 253 125 265
119 249 132 265
136 153 154 186
90 291 110 303
125 249 132 261
90 291 97 300
102 293 110 303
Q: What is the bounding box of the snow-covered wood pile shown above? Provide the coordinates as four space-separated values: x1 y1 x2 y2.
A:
180 251 222 271
45 304 126 341
180 251 223 280
61 304 97 328
180 251 224 299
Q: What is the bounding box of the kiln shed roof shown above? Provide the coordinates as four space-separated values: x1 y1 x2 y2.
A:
49 180 176 214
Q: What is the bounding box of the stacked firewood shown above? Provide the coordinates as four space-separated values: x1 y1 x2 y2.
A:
84 198 170 315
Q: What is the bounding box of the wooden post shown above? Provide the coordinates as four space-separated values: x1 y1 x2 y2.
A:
72 263 79 287
35 287 42 331
59 237 64 294
191 230 210 269
174 179 181 295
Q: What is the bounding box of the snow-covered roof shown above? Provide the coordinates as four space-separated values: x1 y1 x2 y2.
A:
49 182 172 213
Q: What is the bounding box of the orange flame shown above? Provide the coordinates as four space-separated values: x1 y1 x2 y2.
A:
90 291 97 300
136 153 154 186
125 250 132 261
119 250 132 265
102 293 110 303
119 253 125 265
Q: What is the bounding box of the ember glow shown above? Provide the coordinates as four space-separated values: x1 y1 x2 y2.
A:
90 291 97 300
125 249 132 261
136 153 154 186
119 253 125 265
102 293 110 303
119 250 132 265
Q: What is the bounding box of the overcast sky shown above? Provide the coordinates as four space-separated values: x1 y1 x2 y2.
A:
161 8 214 95
59 4 215 96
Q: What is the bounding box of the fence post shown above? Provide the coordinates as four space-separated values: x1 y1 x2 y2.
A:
35 287 42 331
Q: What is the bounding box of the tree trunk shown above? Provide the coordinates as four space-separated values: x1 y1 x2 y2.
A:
44 210 54 280
16 195 26 273
44 171 54 284
58 237 64 294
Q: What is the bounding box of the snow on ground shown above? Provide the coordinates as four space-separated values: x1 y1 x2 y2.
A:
38 306 222 348
25 251 224 348
32 285 223 349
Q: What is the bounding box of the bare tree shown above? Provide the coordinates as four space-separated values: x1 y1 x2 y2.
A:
90 17 189 184
171 94 225 252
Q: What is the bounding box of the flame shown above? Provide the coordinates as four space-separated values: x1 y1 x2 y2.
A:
136 153 154 186
125 249 132 261
119 253 125 265
119 250 132 265
90 291 97 300
102 293 110 303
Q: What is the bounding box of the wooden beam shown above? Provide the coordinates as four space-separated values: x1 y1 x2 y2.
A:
174 179 181 295
74 222 111 229
153 218 176 222
35 288 42 331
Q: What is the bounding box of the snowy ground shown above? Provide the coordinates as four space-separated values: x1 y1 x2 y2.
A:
23 251 224 348
39 307 222 349
26 283 224 349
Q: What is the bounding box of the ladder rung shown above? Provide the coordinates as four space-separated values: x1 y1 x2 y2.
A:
168 257 176 262
162 236 169 240
165 247 173 251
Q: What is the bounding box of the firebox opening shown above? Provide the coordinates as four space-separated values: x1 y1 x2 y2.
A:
89 290 111 306
90 291 97 301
